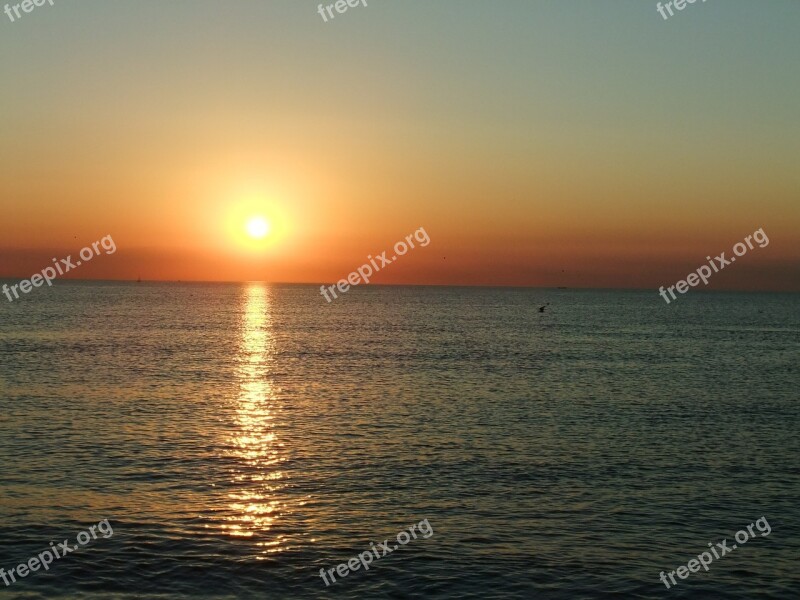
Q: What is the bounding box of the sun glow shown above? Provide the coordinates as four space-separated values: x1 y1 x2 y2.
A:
220 191 290 253
246 216 270 239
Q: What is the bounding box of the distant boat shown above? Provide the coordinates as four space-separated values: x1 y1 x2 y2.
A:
136 275 142 283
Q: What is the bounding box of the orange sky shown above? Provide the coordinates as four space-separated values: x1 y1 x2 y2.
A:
1 1 798 291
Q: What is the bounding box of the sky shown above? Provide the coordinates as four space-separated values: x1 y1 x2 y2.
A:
1 0 798 290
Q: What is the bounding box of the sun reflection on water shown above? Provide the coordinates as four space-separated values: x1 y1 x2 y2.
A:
221 284 287 551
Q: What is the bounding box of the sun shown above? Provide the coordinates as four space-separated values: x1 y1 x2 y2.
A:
221 190 288 253
245 216 270 239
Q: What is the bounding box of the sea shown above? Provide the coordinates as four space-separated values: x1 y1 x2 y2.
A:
0 282 798 599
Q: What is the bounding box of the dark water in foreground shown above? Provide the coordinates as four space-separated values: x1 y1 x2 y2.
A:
0 283 798 599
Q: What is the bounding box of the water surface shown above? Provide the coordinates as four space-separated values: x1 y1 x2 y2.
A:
1 283 798 598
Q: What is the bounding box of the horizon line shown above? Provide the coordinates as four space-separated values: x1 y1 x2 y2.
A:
1 277 797 295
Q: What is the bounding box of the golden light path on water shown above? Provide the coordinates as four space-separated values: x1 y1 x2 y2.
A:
222 284 287 554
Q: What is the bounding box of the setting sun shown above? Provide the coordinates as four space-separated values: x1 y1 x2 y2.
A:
246 216 270 239
220 193 291 256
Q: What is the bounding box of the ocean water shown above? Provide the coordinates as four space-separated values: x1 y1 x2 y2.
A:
0 282 798 599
